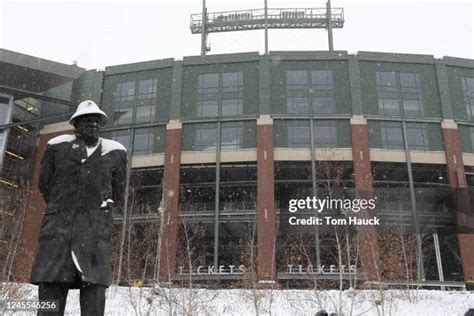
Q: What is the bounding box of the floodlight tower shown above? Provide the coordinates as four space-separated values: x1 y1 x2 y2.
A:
200 0 210 56
191 0 345 55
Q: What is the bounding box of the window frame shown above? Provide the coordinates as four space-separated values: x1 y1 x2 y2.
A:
380 122 404 150
314 121 337 147
287 121 311 148
195 125 218 151
221 125 244 150
405 123 429 151
285 70 335 116
462 77 474 121
113 79 159 126
376 71 424 118
197 72 243 118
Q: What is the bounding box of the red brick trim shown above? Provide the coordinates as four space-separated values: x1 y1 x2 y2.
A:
256 123 276 280
159 127 182 281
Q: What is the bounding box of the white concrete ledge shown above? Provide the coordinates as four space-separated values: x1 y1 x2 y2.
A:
463 153 474 166
40 121 72 134
181 151 216 164
410 151 446 164
131 153 165 168
370 149 405 162
166 120 182 130
370 149 446 164
181 149 258 164
273 148 353 161
316 148 353 161
127 149 457 167
274 148 311 160
350 115 367 125
441 119 457 129
257 115 273 125
221 149 257 162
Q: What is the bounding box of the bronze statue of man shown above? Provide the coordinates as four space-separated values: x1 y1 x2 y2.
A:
31 100 127 315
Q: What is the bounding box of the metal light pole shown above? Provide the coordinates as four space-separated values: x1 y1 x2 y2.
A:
327 0 334 51
401 121 426 281
116 127 135 285
264 0 269 55
201 0 208 56
154 198 166 283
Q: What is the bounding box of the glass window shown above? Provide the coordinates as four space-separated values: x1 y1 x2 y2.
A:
406 123 429 150
113 108 133 125
287 98 309 115
463 77 474 121
378 98 400 116
198 73 219 91
138 79 158 99
135 105 155 123
287 122 310 148
0 96 10 105
467 103 474 122
195 126 218 151
0 101 10 122
113 79 159 125
377 72 400 116
134 128 154 155
400 73 423 117
116 81 135 102
381 122 404 150
403 100 423 117
286 70 335 116
222 72 242 92
314 122 337 147
311 70 333 90
286 70 307 90
197 72 243 117
116 134 131 150
197 74 219 118
104 130 131 151
222 99 242 116
197 101 218 117
313 97 335 114
377 72 397 87
400 73 418 87
376 72 424 117
470 127 474 151
222 72 243 116
221 126 243 150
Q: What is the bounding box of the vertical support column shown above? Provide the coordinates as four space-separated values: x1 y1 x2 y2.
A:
435 61 454 120
159 120 183 282
258 56 271 115
350 115 381 281
14 122 73 282
348 55 363 115
256 115 276 281
441 119 474 281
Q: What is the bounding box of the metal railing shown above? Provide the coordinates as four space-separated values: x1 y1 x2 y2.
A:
190 7 344 33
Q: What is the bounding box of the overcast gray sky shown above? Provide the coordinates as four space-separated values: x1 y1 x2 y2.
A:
0 0 472 70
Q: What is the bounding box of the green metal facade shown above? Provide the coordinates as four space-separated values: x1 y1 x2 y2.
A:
57 51 474 155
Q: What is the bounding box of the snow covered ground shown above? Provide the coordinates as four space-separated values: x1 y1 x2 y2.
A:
1 283 473 315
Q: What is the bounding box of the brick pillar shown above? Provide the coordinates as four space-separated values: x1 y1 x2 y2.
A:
441 120 474 281
159 120 182 282
256 115 276 281
350 115 381 281
14 122 73 282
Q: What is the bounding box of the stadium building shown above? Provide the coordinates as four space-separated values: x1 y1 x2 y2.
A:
2 48 474 288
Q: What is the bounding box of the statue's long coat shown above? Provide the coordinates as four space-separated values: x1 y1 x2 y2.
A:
31 134 127 287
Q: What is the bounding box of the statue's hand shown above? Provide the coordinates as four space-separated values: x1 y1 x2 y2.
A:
100 198 114 211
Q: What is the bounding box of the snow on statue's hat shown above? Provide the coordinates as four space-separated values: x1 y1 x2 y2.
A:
69 100 108 126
